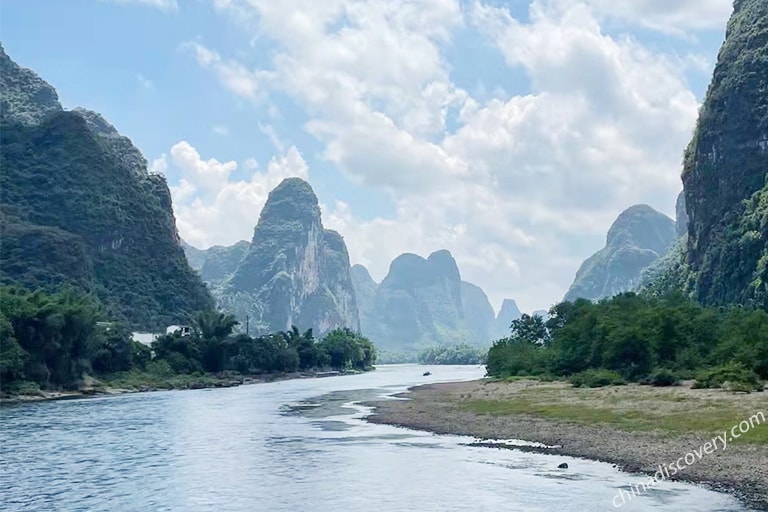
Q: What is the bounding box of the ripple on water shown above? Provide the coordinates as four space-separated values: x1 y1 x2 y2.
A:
0 365 757 512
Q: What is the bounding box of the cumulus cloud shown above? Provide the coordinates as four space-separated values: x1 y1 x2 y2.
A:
167 142 309 248
181 0 725 311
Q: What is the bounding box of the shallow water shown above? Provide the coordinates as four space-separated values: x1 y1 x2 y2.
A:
0 365 755 511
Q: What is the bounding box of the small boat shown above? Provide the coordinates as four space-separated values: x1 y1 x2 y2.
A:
422 371 431 376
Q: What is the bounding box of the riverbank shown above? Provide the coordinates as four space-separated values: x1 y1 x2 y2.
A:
367 379 768 510
0 369 367 405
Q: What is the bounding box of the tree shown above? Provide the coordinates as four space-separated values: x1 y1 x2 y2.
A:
317 328 376 370
194 310 239 341
510 314 550 345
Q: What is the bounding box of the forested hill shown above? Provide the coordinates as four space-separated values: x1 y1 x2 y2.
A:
674 0 768 308
0 44 213 329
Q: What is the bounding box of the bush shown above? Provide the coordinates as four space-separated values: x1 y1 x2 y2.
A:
692 363 764 393
647 368 680 387
145 360 174 378
570 369 626 388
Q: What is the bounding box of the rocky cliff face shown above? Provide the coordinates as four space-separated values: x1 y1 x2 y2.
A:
492 298 522 340
194 241 251 285
219 178 359 335
460 281 496 345
350 264 378 336
675 192 689 237
182 240 207 272
565 205 676 302
680 0 768 308
0 46 213 328
353 250 499 351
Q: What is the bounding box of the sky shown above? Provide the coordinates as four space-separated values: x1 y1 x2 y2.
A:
1 0 733 314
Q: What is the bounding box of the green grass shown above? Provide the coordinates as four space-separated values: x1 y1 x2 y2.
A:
101 370 238 390
461 389 768 444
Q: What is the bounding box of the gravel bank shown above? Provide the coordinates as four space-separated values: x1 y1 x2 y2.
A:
366 379 768 510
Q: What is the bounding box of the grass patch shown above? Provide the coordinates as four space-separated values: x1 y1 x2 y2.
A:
460 384 768 444
569 369 625 388
101 370 238 390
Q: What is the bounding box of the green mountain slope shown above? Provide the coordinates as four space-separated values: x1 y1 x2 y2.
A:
0 46 213 328
565 205 676 302
353 250 498 351
219 178 359 336
679 0 768 309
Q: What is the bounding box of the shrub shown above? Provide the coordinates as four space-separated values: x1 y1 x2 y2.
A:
145 360 174 378
570 369 625 388
648 368 680 387
692 363 764 393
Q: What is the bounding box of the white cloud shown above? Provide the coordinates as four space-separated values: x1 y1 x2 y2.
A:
258 123 284 152
136 73 153 89
169 141 237 193
167 142 309 248
212 124 230 136
574 0 732 34
187 0 725 311
109 0 178 12
148 154 167 174
182 41 273 102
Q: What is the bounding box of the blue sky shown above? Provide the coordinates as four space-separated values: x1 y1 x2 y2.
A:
1 0 733 312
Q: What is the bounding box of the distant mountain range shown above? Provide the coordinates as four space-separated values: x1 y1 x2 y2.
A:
183 211 527 350
564 205 676 302
566 0 768 309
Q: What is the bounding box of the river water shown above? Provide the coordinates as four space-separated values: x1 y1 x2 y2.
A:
0 365 755 511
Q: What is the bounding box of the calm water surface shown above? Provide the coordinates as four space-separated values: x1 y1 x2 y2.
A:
0 365 756 511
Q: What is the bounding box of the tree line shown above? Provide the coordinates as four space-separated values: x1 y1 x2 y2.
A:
487 292 768 390
0 286 376 393
418 344 487 365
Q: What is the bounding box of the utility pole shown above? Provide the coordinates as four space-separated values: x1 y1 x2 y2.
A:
246 314 249 336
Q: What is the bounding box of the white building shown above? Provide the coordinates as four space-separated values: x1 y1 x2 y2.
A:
131 332 161 346
166 325 192 337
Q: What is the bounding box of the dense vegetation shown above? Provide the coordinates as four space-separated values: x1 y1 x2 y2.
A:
675 0 768 309
418 344 487 365
0 46 213 331
0 286 375 395
486 293 767 390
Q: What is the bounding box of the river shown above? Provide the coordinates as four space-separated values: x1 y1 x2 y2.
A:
0 365 755 511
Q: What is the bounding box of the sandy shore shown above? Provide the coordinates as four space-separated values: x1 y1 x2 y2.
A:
367 379 768 510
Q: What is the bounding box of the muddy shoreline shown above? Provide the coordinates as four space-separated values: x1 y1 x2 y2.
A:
366 380 768 510
0 369 365 405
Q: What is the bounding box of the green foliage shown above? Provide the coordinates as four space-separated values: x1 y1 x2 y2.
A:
1 285 102 389
486 338 552 377
510 314 550 345
316 328 376 370
417 344 486 365
486 293 768 390
194 310 239 342
646 368 680 387
676 0 768 309
569 369 626 388
0 106 214 330
376 350 418 364
0 285 377 395
692 363 764 393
